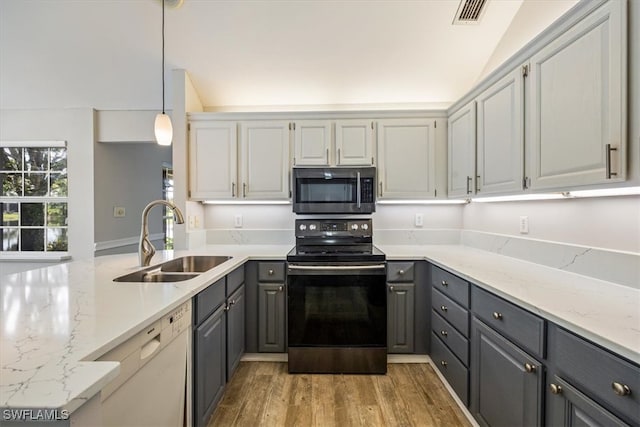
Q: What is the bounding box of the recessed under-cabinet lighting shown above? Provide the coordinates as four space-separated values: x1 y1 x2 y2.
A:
202 200 292 205
377 200 469 205
567 186 640 198
471 193 566 203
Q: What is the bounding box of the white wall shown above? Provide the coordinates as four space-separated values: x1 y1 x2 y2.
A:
93 142 172 251
462 196 640 253
0 108 95 274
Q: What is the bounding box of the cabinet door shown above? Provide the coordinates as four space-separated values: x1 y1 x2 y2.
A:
189 121 237 200
547 376 628 427
527 0 626 190
448 102 476 198
226 284 245 379
471 318 543 427
293 120 332 166
387 282 415 353
239 121 290 200
194 305 226 427
258 282 286 352
377 119 437 199
335 119 374 166
477 67 524 195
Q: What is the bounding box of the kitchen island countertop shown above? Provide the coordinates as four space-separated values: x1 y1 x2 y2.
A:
1 243 638 416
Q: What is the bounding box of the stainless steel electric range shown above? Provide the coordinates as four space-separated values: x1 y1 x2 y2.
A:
286 218 387 374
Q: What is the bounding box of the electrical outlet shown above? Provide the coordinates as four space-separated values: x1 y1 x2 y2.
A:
194 216 200 228
188 216 195 229
113 206 126 218
415 213 424 227
519 216 529 234
234 214 243 228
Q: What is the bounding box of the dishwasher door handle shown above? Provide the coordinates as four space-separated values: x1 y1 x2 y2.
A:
140 335 161 360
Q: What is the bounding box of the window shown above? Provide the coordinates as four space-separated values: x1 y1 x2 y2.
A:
1 141 68 253
162 164 174 250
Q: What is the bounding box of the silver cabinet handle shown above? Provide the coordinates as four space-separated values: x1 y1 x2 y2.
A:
398 269 405 275
524 363 536 373
492 312 503 320
243 183 247 198
441 280 448 287
476 175 481 192
466 176 472 194
612 382 631 396
440 305 448 312
232 182 236 197
606 144 618 179
389 285 395 292
550 384 562 395
224 304 231 312
379 181 383 197
278 285 283 292
337 148 341 165
440 360 448 368
326 148 330 164
268 269 274 275
440 330 448 337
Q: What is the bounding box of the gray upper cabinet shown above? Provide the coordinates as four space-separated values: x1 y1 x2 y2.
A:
448 101 476 198
476 66 524 195
526 0 627 190
471 317 544 427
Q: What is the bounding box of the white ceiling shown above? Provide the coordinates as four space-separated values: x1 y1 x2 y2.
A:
0 0 578 111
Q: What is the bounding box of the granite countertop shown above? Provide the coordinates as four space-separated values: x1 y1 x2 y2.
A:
1 243 638 416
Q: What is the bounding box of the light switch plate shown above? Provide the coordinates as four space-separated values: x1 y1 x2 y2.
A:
234 214 243 228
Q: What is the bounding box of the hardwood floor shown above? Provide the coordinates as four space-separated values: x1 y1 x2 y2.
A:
208 362 471 427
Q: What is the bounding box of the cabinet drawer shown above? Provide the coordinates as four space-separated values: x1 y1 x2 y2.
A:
432 289 469 337
431 265 469 308
258 262 285 282
194 277 226 326
552 326 640 424
431 332 469 405
432 311 469 366
387 262 414 282
226 266 245 295
472 286 545 358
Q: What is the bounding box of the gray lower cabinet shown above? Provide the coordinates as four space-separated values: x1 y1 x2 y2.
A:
258 282 286 352
194 304 226 427
258 261 286 352
387 282 415 353
193 266 246 427
470 317 543 427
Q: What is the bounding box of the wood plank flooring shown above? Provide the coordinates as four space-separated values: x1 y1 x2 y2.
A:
208 362 471 427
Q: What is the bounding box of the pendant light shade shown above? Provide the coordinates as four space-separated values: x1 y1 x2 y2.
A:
155 112 173 146
155 0 173 146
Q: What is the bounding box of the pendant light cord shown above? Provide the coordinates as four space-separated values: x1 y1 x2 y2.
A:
161 0 166 114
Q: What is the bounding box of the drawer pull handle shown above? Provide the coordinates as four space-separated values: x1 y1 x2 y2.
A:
441 280 448 287
492 312 503 320
524 363 536 373
440 305 448 312
278 285 283 292
612 382 631 396
440 360 448 368
550 384 562 395
268 269 274 275
398 269 405 275
440 330 448 337
389 285 395 292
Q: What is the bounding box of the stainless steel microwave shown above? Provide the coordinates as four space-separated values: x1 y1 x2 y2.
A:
292 167 376 214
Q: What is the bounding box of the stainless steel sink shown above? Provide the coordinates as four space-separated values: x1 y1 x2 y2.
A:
114 255 232 283
160 256 232 273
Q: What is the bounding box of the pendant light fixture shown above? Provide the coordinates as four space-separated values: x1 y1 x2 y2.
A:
154 0 173 146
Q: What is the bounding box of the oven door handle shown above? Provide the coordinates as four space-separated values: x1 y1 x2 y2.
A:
288 264 386 272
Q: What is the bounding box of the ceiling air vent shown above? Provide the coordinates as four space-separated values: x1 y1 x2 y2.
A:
453 0 488 25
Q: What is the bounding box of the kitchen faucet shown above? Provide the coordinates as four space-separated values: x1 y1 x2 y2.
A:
139 200 185 267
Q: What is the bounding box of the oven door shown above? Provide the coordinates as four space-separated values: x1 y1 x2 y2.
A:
287 263 387 348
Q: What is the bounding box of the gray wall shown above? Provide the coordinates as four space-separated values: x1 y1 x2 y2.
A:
94 142 172 255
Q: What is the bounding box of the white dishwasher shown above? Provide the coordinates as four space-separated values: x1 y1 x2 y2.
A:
98 300 191 427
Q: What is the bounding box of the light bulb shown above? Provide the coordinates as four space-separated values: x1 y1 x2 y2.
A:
154 112 173 146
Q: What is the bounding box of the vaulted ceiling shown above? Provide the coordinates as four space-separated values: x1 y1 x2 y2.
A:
0 0 578 111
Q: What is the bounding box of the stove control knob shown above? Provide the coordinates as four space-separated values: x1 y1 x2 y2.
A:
362 224 369 230
351 224 359 230
309 224 317 231
299 224 307 231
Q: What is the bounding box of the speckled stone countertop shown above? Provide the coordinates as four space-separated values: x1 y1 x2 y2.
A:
1 244 638 416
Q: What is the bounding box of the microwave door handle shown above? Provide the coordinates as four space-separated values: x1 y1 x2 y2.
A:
357 171 361 208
